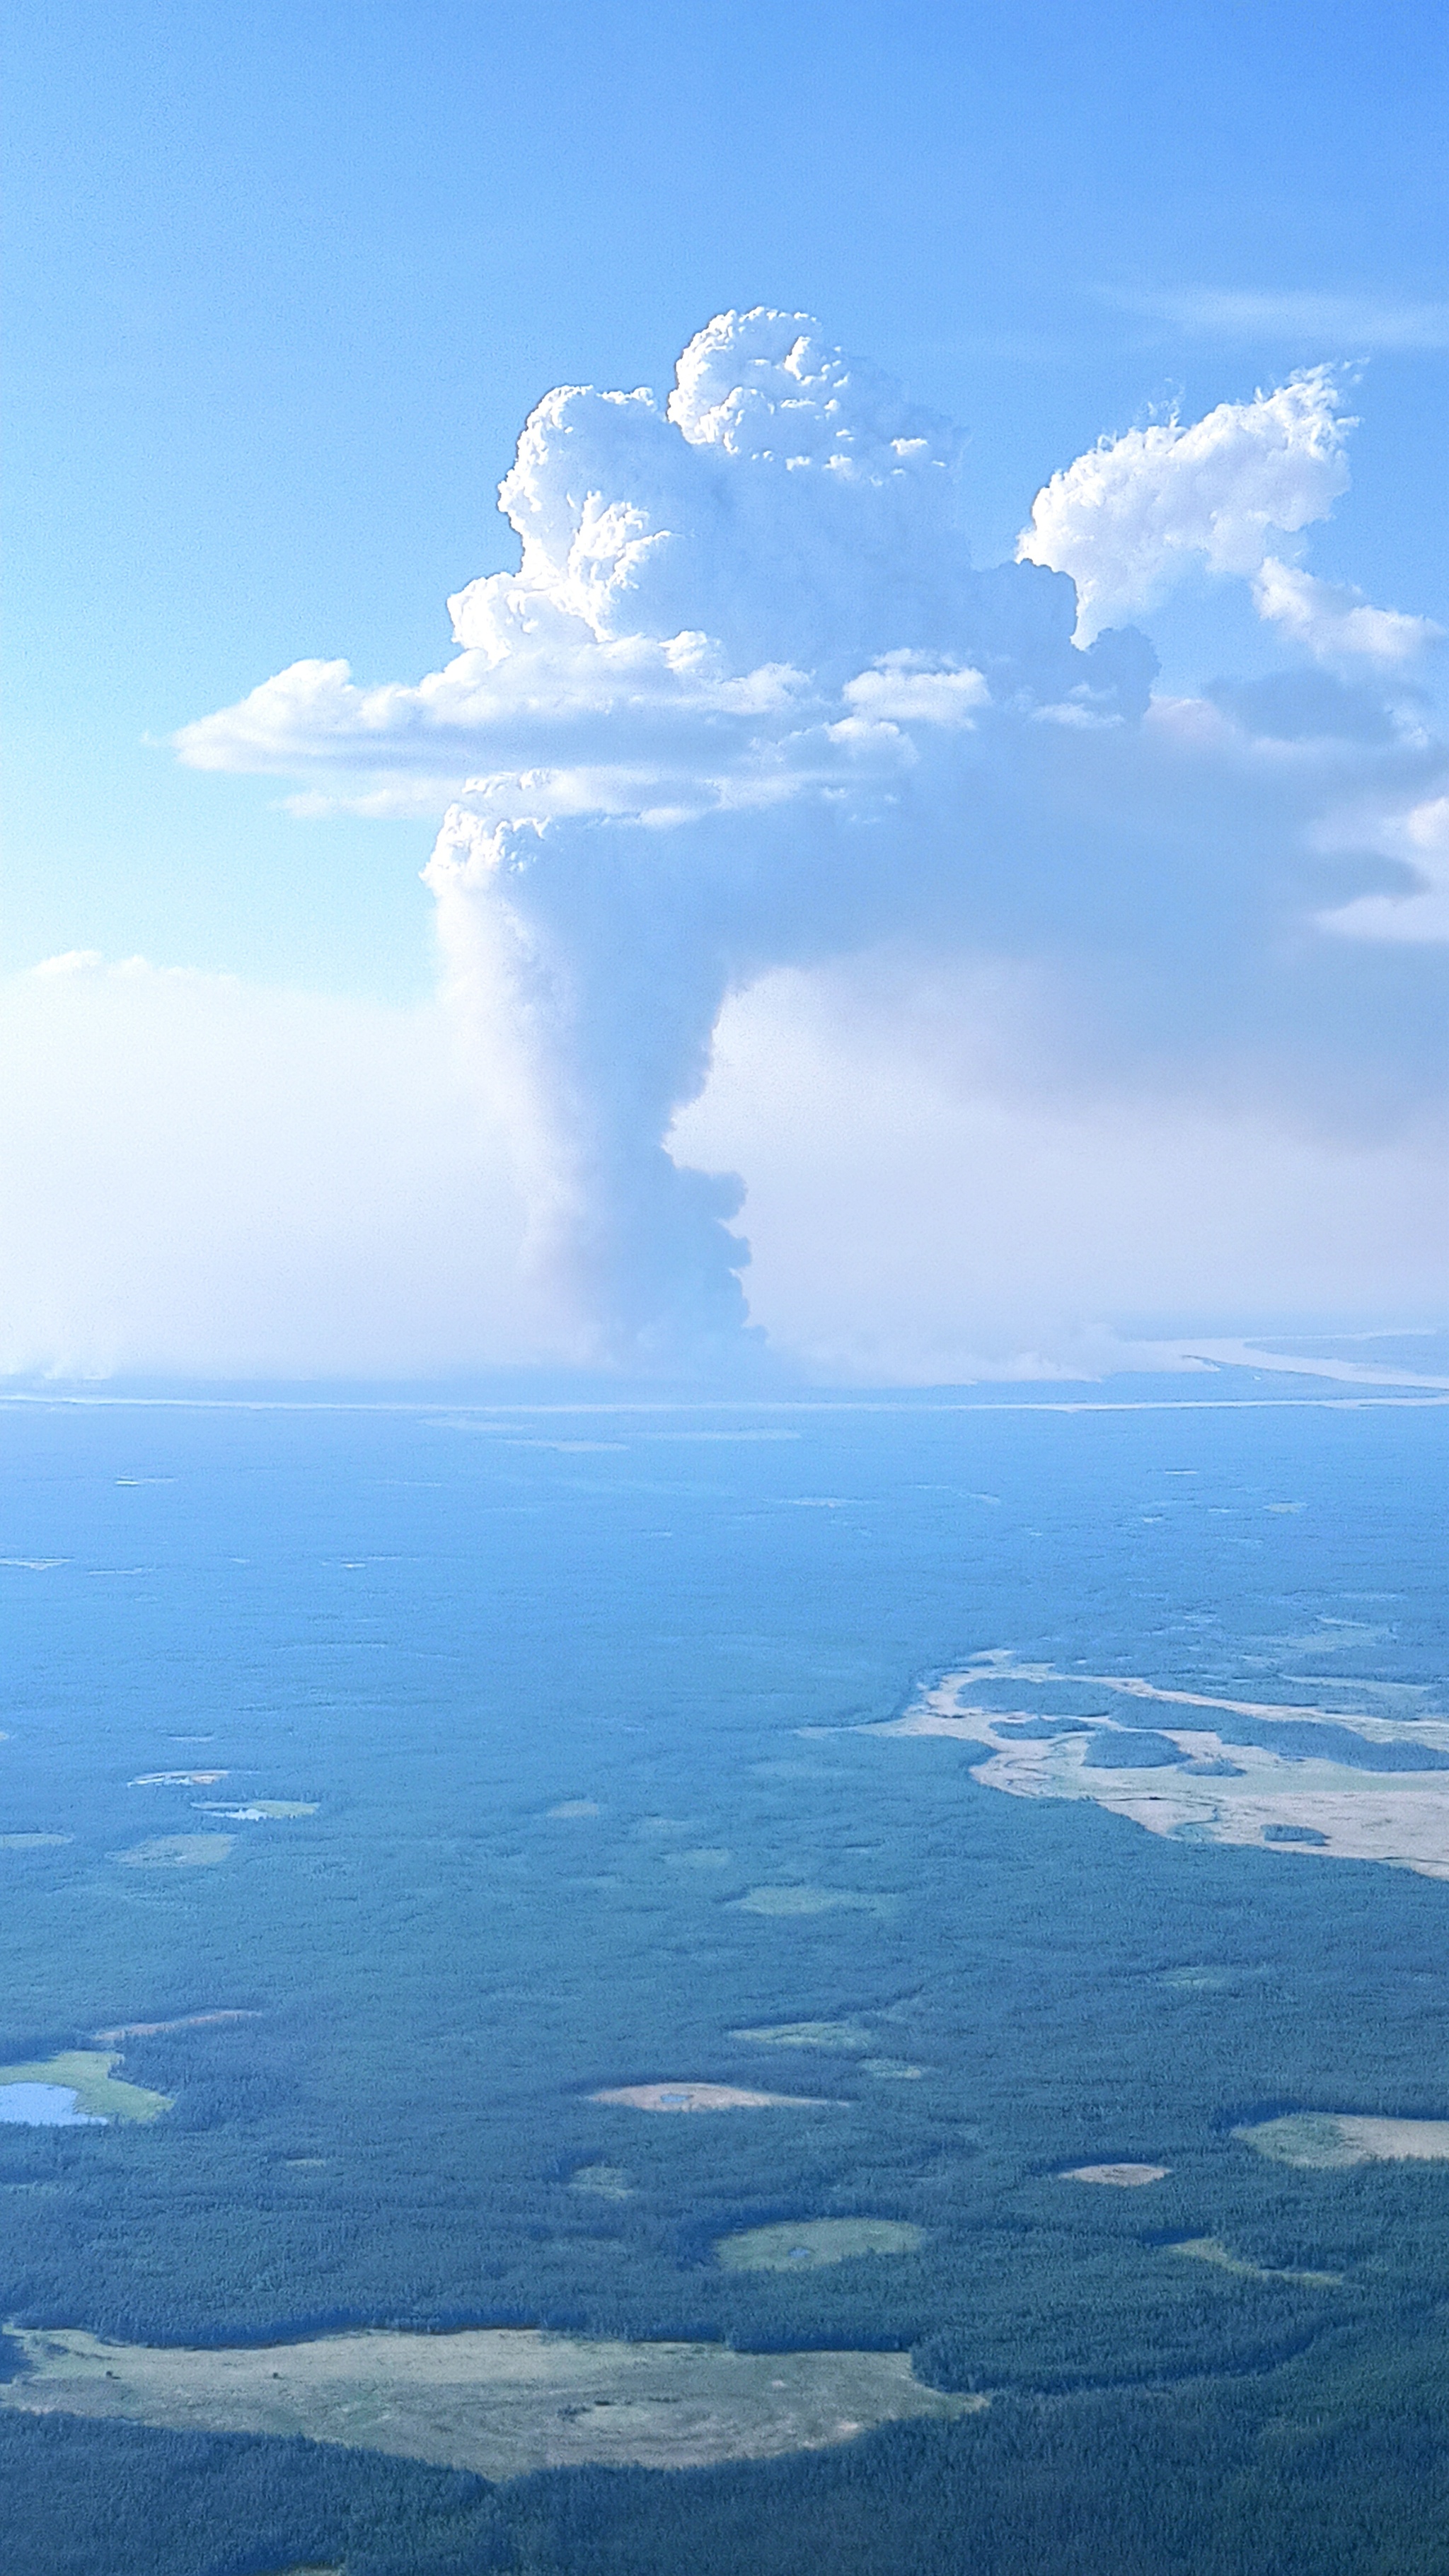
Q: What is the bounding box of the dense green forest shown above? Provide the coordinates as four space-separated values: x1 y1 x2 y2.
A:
2 1391 1448 2570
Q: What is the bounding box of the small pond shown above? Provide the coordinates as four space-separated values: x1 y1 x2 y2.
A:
0 2084 107 2127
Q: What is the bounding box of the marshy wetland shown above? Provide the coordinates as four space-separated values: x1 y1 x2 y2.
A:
4 1390 1449 2575
0 2050 170 2124
1 2321 976 2473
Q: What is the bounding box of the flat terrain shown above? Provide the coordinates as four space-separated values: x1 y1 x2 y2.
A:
589 2082 833 2111
878 1656 1449 1878
730 2020 874 2052
567 2164 633 2196
197 1801 318 1821
1060 2164 1169 2186
0 2325 982 2476
112 1835 233 1869
715 2220 924 2271
0 2051 170 2122
91 2011 261 2043
733 1887 894 1918
1237 2113 1449 2167
1169 2236 1341 2287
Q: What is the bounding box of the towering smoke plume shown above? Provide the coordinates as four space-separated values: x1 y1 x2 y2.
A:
177 311 1447 1364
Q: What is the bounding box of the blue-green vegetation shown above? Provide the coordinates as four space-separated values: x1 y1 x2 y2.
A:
1082 1729 1186 1768
1 1389 1448 2572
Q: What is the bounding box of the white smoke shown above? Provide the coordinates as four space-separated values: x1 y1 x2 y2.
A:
161 308 1449 1370
0 953 533 1379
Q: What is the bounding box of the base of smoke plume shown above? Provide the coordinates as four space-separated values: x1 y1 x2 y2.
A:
3 952 1444 1381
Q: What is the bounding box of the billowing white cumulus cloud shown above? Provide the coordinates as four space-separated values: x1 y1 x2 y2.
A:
177 311 1151 827
1017 371 1349 639
1017 369 1441 666
33 308 1445 1376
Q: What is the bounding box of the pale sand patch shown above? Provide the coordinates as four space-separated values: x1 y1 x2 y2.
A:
1061 2164 1170 2186
1169 2236 1341 2287
1338 2118 1449 2161
1237 2113 1449 2168
872 1657 1449 1879
129 1772 229 1787
113 1835 233 1869
0 1834 72 1849
1160 1967 1247 1992
730 2021 874 2053
590 2082 836 2112
195 1802 318 1821
548 1802 600 1819
734 1886 894 1918
716 2220 924 2272
91 2011 260 2043
568 2165 633 2198
0 2324 981 2476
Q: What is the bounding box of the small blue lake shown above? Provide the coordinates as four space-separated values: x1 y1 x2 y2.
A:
0 2084 106 2127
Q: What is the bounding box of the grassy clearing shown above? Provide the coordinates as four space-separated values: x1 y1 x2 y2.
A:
1237 2113 1449 2167
91 2011 260 2041
569 2165 633 2197
733 1888 894 1919
715 2220 925 2272
1060 2164 1170 2186
112 1835 233 1869
0 2323 982 2477
0 2051 171 2122
589 2082 834 2112
729 2021 874 2053
197 1802 318 1821
129 1772 229 1787
1235 2115 1360 2168
1169 2236 1341 2287
1159 1967 1245 1991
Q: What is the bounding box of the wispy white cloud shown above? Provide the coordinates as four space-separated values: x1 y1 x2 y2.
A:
1322 794 1449 945
1116 288 1449 352
1252 559 1443 666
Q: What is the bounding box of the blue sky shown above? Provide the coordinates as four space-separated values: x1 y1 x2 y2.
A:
7 0 1447 992
4 1 1448 1381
